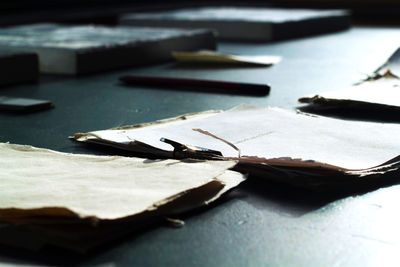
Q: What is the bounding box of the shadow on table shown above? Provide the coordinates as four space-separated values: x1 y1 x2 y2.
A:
298 104 400 123
228 174 400 218
0 218 165 266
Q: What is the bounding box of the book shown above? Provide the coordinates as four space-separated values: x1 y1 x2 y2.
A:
0 50 38 86
0 23 217 75
0 96 53 113
74 105 400 190
120 7 351 42
0 143 244 252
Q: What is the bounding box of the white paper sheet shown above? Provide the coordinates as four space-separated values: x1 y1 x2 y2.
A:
75 106 400 170
299 75 400 109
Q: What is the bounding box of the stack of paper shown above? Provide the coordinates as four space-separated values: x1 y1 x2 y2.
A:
0 143 244 252
0 23 216 74
74 105 400 189
120 7 350 42
299 47 400 112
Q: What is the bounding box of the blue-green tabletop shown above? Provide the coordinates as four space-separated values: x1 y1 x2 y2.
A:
1 26 400 266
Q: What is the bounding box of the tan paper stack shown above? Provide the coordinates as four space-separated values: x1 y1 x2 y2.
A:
0 143 245 252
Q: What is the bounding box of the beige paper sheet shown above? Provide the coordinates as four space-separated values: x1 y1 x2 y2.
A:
0 143 244 221
75 105 400 170
172 50 281 66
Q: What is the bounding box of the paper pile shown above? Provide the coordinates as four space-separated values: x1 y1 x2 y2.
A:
0 143 244 252
74 105 400 189
299 47 400 112
120 7 350 42
0 23 216 74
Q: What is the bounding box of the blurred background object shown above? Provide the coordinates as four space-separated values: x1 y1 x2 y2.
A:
1 0 400 26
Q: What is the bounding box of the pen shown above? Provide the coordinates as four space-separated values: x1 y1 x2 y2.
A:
119 75 270 95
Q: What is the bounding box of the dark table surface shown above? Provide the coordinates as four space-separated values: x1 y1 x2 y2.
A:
1 26 400 266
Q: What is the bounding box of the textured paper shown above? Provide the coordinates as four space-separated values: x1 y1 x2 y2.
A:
75 105 400 170
0 143 244 221
299 74 400 110
172 50 281 66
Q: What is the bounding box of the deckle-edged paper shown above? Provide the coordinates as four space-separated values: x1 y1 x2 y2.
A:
0 143 244 222
376 46 400 77
74 105 400 170
299 46 400 111
74 105 400 179
299 72 400 111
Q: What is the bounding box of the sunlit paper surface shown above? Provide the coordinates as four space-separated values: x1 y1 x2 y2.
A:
300 46 400 109
299 75 400 109
0 143 244 221
75 105 400 170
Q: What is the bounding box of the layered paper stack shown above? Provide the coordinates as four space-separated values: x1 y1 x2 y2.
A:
0 23 216 74
299 47 400 112
74 105 400 189
0 143 244 252
120 7 350 42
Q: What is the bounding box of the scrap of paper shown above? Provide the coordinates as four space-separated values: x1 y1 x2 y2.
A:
172 50 281 66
